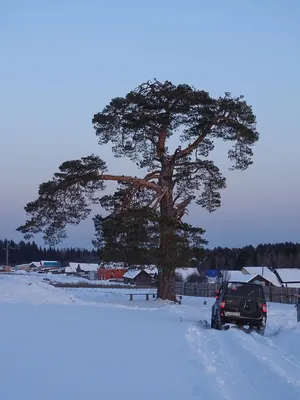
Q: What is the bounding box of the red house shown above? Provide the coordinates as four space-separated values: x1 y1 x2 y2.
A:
97 268 127 280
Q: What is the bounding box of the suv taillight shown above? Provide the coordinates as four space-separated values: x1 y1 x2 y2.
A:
220 300 226 309
262 304 267 313
216 290 220 299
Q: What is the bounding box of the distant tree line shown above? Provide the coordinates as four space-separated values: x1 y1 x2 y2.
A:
1 239 300 269
200 242 300 270
0 239 98 266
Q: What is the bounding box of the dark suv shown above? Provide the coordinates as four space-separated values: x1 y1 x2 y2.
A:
211 281 267 335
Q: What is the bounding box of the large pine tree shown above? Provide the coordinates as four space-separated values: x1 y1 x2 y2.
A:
17 80 258 300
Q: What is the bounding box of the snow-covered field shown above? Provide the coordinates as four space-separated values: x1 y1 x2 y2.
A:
0 274 300 400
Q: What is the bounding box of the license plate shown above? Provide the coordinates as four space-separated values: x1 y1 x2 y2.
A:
225 311 240 317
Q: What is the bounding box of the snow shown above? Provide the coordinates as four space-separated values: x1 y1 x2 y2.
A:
66 262 99 273
275 268 300 286
143 266 199 281
15 261 40 268
123 269 144 279
177 267 199 280
243 266 282 287
226 270 254 282
223 270 275 284
0 274 300 399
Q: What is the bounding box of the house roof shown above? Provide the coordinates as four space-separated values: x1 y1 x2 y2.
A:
67 263 99 273
243 266 281 287
227 271 255 283
99 262 126 269
31 262 41 267
123 270 149 279
40 260 58 266
16 262 40 268
274 268 300 285
280 282 300 289
225 270 281 286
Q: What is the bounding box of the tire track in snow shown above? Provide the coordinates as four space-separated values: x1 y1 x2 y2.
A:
186 324 275 400
226 328 300 399
266 326 300 363
186 325 233 399
186 324 300 400
253 330 300 369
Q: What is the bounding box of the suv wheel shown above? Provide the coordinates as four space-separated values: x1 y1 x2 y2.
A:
257 316 266 336
257 325 265 336
211 316 222 330
211 317 216 329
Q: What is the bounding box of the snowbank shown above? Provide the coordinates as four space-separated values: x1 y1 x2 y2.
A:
0 274 300 400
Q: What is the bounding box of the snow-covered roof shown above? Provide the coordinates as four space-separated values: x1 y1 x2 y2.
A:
32 262 41 267
274 268 300 284
226 271 254 283
100 262 126 269
243 266 281 287
123 270 144 279
223 270 281 286
280 282 300 289
243 266 267 275
67 263 99 273
16 262 40 268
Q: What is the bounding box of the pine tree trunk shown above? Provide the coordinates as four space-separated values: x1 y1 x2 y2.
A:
156 165 177 302
157 267 176 301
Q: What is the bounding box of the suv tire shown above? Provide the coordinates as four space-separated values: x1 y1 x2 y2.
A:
257 324 265 336
211 316 222 330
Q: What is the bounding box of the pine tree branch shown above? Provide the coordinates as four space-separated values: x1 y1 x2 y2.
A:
176 116 229 159
85 173 162 193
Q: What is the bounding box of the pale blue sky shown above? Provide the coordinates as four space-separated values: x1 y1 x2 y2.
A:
1 0 299 249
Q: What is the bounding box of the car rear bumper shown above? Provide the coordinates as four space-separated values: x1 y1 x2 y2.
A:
221 314 266 326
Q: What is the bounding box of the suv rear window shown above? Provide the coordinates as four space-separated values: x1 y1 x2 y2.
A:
225 282 264 298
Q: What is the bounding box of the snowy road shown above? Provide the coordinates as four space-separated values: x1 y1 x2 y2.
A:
186 324 300 400
0 274 299 399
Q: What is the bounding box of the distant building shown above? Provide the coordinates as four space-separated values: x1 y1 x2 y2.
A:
241 266 281 287
273 268 300 288
97 268 127 280
15 262 41 272
65 262 99 275
40 261 59 267
223 269 281 287
0 265 12 273
123 270 152 286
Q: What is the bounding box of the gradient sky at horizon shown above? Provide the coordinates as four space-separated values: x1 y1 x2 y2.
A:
1 0 300 249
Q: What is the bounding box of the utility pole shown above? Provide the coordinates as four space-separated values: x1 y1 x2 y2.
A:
2 241 15 266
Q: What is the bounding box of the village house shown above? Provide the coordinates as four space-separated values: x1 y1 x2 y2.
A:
97 266 127 281
14 261 60 273
241 266 281 287
224 269 281 287
65 262 100 276
273 268 300 288
123 270 152 286
15 262 40 272
0 265 12 273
